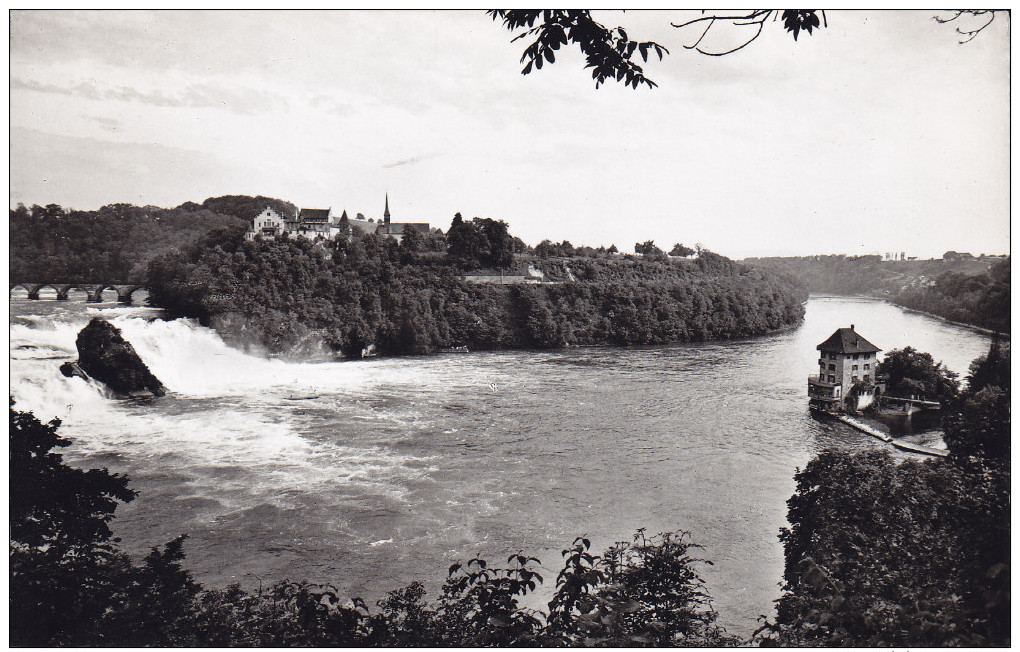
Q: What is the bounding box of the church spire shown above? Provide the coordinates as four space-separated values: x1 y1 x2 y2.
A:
384 193 390 224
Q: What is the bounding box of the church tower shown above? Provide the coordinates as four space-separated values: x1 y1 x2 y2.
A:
384 193 391 225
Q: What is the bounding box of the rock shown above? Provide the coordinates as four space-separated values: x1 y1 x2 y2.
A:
59 361 88 380
70 318 167 397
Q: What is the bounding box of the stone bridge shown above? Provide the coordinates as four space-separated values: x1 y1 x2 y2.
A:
10 283 148 303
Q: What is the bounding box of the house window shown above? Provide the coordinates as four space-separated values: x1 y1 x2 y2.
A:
864 363 870 370
852 365 858 371
828 375 835 383
853 353 859 360
852 376 859 383
864 353 871 359
864 375 870 382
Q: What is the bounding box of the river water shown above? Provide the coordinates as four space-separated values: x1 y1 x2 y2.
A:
9 294 991 637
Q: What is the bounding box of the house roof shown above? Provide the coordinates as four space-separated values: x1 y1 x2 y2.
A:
817 327 881 354
377 222 430 235
348 219 377 234
298 208 331 223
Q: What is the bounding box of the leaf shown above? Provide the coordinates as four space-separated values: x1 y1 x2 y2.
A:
621 599 642 613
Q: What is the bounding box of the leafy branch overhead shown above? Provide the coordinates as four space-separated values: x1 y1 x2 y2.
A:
487 10 668 89
490 9 1003 89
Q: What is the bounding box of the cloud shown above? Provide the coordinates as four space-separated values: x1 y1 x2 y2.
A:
382 154 435 169
11 77 287 115
89 116 122 132
309 94 354 116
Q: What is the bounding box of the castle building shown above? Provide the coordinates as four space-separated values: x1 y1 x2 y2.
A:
808 325 884 412
244 195 429 243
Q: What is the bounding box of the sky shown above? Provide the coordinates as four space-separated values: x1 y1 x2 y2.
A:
9 10 1010 259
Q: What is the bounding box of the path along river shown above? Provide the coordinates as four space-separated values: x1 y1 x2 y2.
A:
9 293 991 637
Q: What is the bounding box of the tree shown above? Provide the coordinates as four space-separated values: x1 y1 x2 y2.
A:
446 217 486 268
634 240 663 257
942 337 1010 461
876 346 959 403
761 449 1009 646
399 225 423 253
476 217 515 269
487 10 669 89
669 243 695 257
10 401 136 644
490 10 1003 88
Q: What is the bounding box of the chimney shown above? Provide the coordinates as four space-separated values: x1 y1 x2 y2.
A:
850 324 855 330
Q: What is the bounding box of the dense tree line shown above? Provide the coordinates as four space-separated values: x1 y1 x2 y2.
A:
145 228 806 357
745 255 1010 333
896 258 1010 333
758 341 1010 646
7 196 295 283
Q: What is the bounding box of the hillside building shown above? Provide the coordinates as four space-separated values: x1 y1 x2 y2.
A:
244 195 429 243
373 193 430 243
808 325 884 412
245 206 287 240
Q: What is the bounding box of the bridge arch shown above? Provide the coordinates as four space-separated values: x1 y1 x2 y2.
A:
117 286 147 304
58 285 92 301
29 284 61 300
89 285 119 303
9 283 30 296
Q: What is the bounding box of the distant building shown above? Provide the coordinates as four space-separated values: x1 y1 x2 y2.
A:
245 206 287 241
245 194 430 243
292 207 336 239
373 193 430 243
808 325 884 412
943 250 975 261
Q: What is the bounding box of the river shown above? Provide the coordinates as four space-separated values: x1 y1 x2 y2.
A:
8 293 991 637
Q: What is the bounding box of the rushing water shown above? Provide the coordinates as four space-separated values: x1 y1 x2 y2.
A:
9 294 991 637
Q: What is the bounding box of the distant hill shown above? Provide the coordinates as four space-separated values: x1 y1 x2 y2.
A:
198 195 298 222
743 255 1010 333
8 196 295 283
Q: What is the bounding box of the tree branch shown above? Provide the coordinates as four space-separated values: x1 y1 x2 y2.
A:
934 10 998 44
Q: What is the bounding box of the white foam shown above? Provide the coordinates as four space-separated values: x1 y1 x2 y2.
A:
9 303 435 509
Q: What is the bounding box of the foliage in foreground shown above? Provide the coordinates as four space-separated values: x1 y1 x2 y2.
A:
759 341 1011 646
9 403 732 647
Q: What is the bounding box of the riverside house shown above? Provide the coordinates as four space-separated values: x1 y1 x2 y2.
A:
808 325 885 412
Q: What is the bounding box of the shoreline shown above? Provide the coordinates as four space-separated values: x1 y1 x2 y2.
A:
808 293 1006 337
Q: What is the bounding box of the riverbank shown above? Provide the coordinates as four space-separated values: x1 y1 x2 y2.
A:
807 293 1007 338
894 303 1008 337
830 412 948 457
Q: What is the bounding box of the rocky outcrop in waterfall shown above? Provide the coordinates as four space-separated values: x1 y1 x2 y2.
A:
60 318 167 397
